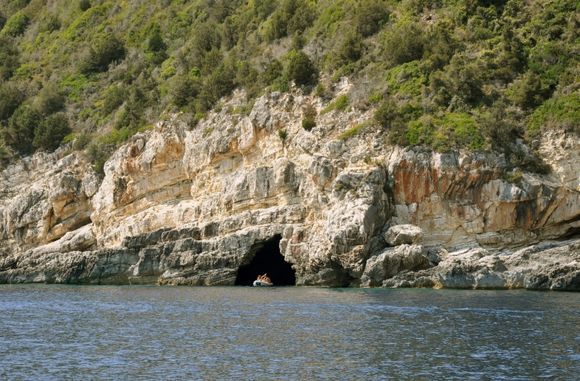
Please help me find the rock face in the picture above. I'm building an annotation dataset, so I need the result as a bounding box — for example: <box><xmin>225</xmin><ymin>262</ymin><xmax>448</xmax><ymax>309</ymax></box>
<box><xmin>384</xmin><ymin>224</ymin><xmax>423</xmax><ymax>246</ymax></box>
<box><xmin>0</xmin><ymin>89</ymin><xmax>578</xmax><ymax>289</ymax></box>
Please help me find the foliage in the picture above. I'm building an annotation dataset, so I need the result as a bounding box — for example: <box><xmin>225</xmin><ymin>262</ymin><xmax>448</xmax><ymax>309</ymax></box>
<box><xmin>382</xmin><ymin>21</ymin><xmax>424</xmax><ymax>66</ymax></box>
<box><xmin>374</xmin><ymin>99</ymin><xmax>401</xmax><ymax>129</ymax></box>
<box><xmin>328</xmin><ymin>31</ymin><xmax>364</xmax><ymax>71</ymax></box>
<box><xmin>79</xmin><ymin>35</ymin><xmax>126</xmax><ymax>74</ymax></box>
<box><xmin>79</xmin><ymin>0</ymin><xmax>91</xmax><ymax>12</ymax></box>
<box><xmin>406</xmin><ymin>112</ymin><xmax>484</xmax><ymax>151</ymax></box>
<box><xmin>0</xmin><ymin>83</ymin><xmax>24</xmax><ymax>121</ymax></box>
<box><xmin>0</xmin><ymin>36</ymin><xmax>19</xmax><ymax>80</ymax></box>
<box><xmin>354</xmin><ymin>0</ymin><xmax>389</xmax><ymax>37</ymax></box>
<box><xmin>0</xmin><ymin>0</ymin><xmax>576</xmax><ymax>166</ymax></box>
<box><xmin>1</xmin><ymin>12</ymin><xmax>29</xmax><ymax>37</ymax></box>
<box><xmin>33</xmin><ymin>85</ymin><xmax>65</xmax><ymax>116</ymax></box>
<box><xmin>338</xmin><ymin>121</ymin><xmax>371</xmax><ymax>141</ymax></box>
<box><xmin>322</xmin><ymin>95</ymin><xmax>349</xmax><ymax>114</ymax></box>
<box><xmin>528</xmin><ymin>93</ymin><xmax>580</xmax><ymax>137</ymax></box>
<box><xmin>284</xmin><ymin>50</ymin><xmax>318</xmax><ymax>87</ymax></box>
<box><xmin>3</xmin><ymin>105</ymin><xmax>40</xmax><ymax>154</ymax></box>
<box><xmin>301</xmin><ymin>104</ymin><xmax>317</xmax><ymax>131</ymax></box>
<box><xmin>278</xmin><ymin>128</ymin><xmax>288</xmax><ymax>142</ymax></box>
<box><xmin>33</xmin><ymin>113</ymin><xmax>71</xmax><ymax>152</ymax></box>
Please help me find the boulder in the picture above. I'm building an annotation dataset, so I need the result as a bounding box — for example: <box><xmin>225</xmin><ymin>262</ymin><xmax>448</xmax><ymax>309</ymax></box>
<box><xmin>384</xmin><ymin>224</ymin><xmax>423</xmax><ymax>246</ymax></box>
<box><xmin>361</xmin><ymin>244</ymin><xmax>430</xmax><ymax>287</ymax></box>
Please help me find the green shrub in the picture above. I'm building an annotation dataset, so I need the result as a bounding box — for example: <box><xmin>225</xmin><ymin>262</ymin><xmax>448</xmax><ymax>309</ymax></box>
<box><xmin>146</xmin><ymin>24</ymin><xmax>167</xmax><ymax>64</ymax></box>
<box><xmin>79</xmin><ymin>0</ymin><xmax>91</xmax><ymax>11</ymax></box>
<box><xmin>423</xmin><ymin>18</ymin><xmax>459</xmax><ymax>70</ymax></box>
<box><xmin>384</xmin><ymin>61</ymin><xmax>426</xmax><ymax>98</ymax></box>
<box><xmin>0</xmin><ymin>36</ymin><xmax>19</xmax><ymax>80</ymax></box>
<box><xmin>262</xmin><ymin>59</ymin><xmax>283</xmax><ymax>86</ymax></box>
<box><xmin>405</xmin><ymin>112</ymin><xmax>484</xmax><ymax>151</ymax></box>
<box><xmin>278</xmin><ymin>128</ymin><xmax>288</xmax><ymax>142</ymax></box>
<box><xmin>528</xmin><ymin>93</ymin><xmax>580</xmax><ymax>137</ymax></box>
<box><xmin>190</xmin><ymin>21</ymin><xmax>221</xmax><ymax>56</ymax></box>
<box><xmin>101</xmin><ymin>85</ymin><xmax>126</xmax><ymax>115</ymax></box>
<box><xmin>58</xmin><ymin>74</ymin><xmax>91</xmax><ymax>102</ymax></box>
<box><xmin>79</xmin><ymin>35</ymin><xmax>126</xmax><ymax>74</ymax></box>
<box><xmin>2</xmin><ymin>12</ymin><xmax>29</xmax><ymax>37</ymax></box>
<box><xmin>0</xmin><ymin>142</ymin><xmax>12</xmax><ymax>164</ymax></box>
<box><xmin>287</xmin><ymin>2</ymin><xmax>316</xmax><ymax>36</ymax></box>
<box><xmin>3</xmin><ymin>105</ymin><xmax>40</xmax><ymax>154</ymax></box>
<box><xmin>374</xmin><ymin>99</ymin><xmax>400</xmax><ymax>129</ymax></box>
<box><xmin>329</xmin><ymin>31</ymin><xmax>364</xmax><ymax>70</ymax></box>
<box><xmin>284</xmin><ymin>50</ymin><xmax>318</xmax><ymax>87</ymax></box>
<box><xmin>0</xmin><ymin>13</ymin><xmax>6</xmax><ymax>31</ymax></box>
<box><xmin>197</xmin><ymin>63</ymin><xmax>236</xmax><ymax>111</ymax></box>
<box><xmin>528</xmin><ymin>41</ymin><xmax>569</xmax><ymax>86</ymax></box>
<box><xmin>264</xmin><ymin>0</ymin><xmax>315</xmax><ymax>41</ymax></box>
<box><xmin>478</xmin><ymin>100</ymin><xmax>523</xmax><ymax>151</ymax></box>
<box><xmin>33</xmin><ymin>113</ymin><xmax>71</xmax><ymax>152</ymax></box>
<box><xmin>355</xmin><ymin>0</ymin><xmax>390</xmax><ymax>37</ymax></box>
<box><xmin>0</xmin><ymin>83</ymin><xmax>24</xmax><ymax>121</ymax></box>
<box><xmin>169</xmin><ymin>75</ymin><xmax>199</xmax><ymax>108</ymax></box>
<box><xmin>71</xmin><ymin>132</ymin><xmax>91</xmax><ymax>150</ymax></box>
<box><xmin>301</xmin><ymin>104</ymin><xmax>317</xmax><ymax>131</ymax></box>
<box><xmin>40</xmin><ymin>15</ymin><xmax>61</xmax><ymax>33</ymax></box>
<box><xmin>507</xmin><ymin>72</ymin><xmax>550</xmax><ymax>110</ymax></box>
<box><xmin>33</xmin><ymin>85</ymin><xmax>65</xmax><ymax>116</ymax></box>
<box><xmin>383</xmin><ymin>22</ymin><xmax>424</xmax><ymax>66</ymax></box>
<box><xmin>428</xmin><ymin>53</ymin><xmax>484</xmax><ymax>107</ymax></box>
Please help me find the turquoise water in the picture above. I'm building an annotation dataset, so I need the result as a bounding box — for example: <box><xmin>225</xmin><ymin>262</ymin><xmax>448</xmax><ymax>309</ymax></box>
<box><xmin>0</xmin><ymin>286</ymin><xmax>578</xmax><ymax>380</ymax></box>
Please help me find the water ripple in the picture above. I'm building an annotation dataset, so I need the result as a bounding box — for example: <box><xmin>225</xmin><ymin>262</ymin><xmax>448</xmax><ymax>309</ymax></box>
<box><xmin>0</xmin><ymin>286</ymin><xmax>578</xmax><ymax>380</ymax></box>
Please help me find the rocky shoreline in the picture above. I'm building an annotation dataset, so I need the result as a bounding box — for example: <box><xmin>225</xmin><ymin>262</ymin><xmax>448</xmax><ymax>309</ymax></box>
<box><xmin>1</xmin><ymin>90</ymin><xmax>578</xmax><ymax>290</ymax></box>
<box><xmin>1</xmin><ymin>223</ymin><xmax>578</xmax><ymax>290</ymax></box>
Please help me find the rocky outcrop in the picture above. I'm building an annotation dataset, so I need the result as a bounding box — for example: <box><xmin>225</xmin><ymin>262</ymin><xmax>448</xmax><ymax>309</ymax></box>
<box><xmin>0</xmin><ymin>151</ymin><xmax>97</xmax><ymax>253</ymax></box>
<box><xmin>381</xmin><ymin>239</ymin><xmax>580</xmax><ymax>291</ymax></box>
<box><xmin>384</xmin><ymin>224</ymin><xmax>423</xmax><ymax>246</ymax></box>
<box><xmin>0</xmin><ymin>89</ymin><xmax>578</xmax><ymax>289</ymax></box>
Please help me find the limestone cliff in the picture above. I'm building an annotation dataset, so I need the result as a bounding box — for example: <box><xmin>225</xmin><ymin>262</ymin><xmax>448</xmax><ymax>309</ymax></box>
<box><xmin>1</xmin><ymin>90</ymin><xmax>578</xmax><ymax>289</ymax></box>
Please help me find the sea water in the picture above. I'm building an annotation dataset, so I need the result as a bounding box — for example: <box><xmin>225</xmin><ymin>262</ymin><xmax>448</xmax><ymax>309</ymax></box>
<box><xmin>0</xmin><ymin>285</ymin><xmax>578</xmax><ymax>380</ymax></box>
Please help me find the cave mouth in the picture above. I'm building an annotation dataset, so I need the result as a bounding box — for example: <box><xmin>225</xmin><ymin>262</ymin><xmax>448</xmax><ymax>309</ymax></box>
<box><xmin>235</xmin><ymin>235</ymin><xmax>296</xmax><ymax>286</ymax></box>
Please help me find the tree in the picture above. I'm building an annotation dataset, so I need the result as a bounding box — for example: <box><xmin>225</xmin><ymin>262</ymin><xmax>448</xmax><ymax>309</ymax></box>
<box><xmin>79</xmin><ymin>0</ymin><xmax>91</xmax><ymax>11</ymax></box>
<box><xmin>0</xmin><ymin>84</ymin><xmax>24</xmax><ymax>121</ymax></box>
<box><xmin>0</xmin><ymin>36</ymin><xmax>19</xmax><ymax>81</ymax></box>
<box><xmin>3</xmin><ymin>105</ymin><xmax>40</xmax><ymax>154</ymax></box>
<box><xmin>33</xmin><ymin>113</ymin><xmax>71</xmax><ymax>152</ymax></box>
<box><xmin>355</xmin><ymin>0</ymin><xmax>390</xmax><ymax>37</ymax></box>
<box><xmin>328</xmin><ymin>31</ymin><xmax>364</xmax><ymax>70</ymax></box>
<box><xmin>285</xmin><ymin>50</ymin><xmax>318</xmax><ymax>87</ymax></box>
<box><xmin>146</xmin><ymin>24</ymin><xmax>167</xmax><ymax>64</ymax></box>
<box><xmin>2</xmin><ymin>12</ymin><xmax>29</xmax><ymax>37</ymax></box>
<box><xmin>33</xmin><ymin>85</ymin><xmax>65</xmax><ymax>116</ymax></box>
<box><xmin>80</xmin><ymin>35</ymin><xmax>126</xmax><ymax>74</ymax></box>
<box><xmin>383</xmin><ymin>22</ymin><xmax>425</xmax><ymax>66</ymax></box>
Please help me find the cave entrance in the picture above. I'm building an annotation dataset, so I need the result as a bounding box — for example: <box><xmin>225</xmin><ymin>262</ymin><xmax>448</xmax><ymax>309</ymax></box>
<box><xmin>235</xmin><ymin>235</ymin><xmax>296</xmax><ymax>286</ymax></box>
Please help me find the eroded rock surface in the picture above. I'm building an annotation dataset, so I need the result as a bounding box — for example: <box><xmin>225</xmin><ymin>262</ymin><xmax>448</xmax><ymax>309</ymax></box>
<box><xmin>1</xmin><ymin>90</ymin><xmax>578</xmax><ymax>289</ymax></box>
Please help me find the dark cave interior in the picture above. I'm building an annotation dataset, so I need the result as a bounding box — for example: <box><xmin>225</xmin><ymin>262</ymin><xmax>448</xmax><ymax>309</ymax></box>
<box><xmin>235</xmin><ymin>235</ymin><xmax>296</xmax><ymax>286</ymax></box>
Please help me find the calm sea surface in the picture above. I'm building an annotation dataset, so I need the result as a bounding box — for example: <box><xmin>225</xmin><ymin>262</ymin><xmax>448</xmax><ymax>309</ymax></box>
<box><xmin>0</xmin><ymin>285</ymin><xmax>578</xmax><ymax>380</ymax></box>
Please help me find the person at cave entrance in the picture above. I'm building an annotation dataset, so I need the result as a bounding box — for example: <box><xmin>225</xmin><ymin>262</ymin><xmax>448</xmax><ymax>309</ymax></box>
<box><xmin>257</xmin><ymin>273</ymin><xmax>272</xmax><ymax>285</ymax></box>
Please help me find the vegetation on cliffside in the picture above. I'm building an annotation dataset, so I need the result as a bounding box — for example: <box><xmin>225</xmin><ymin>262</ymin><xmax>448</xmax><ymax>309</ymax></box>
<box><xmin>0</xmin><ymin>0</ymin><xmax>578</xmax><ymax>171</ymax></box>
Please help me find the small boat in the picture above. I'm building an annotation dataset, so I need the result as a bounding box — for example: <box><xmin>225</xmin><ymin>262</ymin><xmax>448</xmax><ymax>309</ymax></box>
<box><xmin>253</xmin><ymin>280</ymin><xmax>273</xmax><ymax>287</ymax></box>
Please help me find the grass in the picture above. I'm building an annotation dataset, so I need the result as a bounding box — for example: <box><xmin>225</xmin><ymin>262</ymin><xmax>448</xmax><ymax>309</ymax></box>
<box><xmin>322</xmin><ymin>95</ymin><xmax>349</xmax><ymax>114</ymax></box>
<box><xmin>338</xmin><ymin>120</ymin><xmax>372</xmax><ymax>141</ymax></box>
